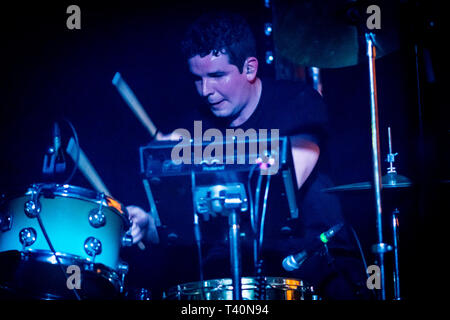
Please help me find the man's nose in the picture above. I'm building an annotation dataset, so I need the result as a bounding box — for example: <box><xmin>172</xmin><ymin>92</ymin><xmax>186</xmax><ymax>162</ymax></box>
<box><xmin>201</xmin><ymin>78</ymin><xmax>214</xmax><ymax>97</ymax></box>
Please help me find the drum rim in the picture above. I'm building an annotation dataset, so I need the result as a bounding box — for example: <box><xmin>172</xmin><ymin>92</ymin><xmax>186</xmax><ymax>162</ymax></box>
<box><xmin>3</xmin><ymin>183</ymin><xmax>130</xmax><ymax>228</ymax></box>
<box><xmin>165</xmin><ymin>276</ymin><xmax>308</xmax><ymax>297</ymax></box>
<box><xmin>0</xmin><ymin>249</ymin><xmax>124</xmax><ymax>299</ymax></box>
<box><xmin>0</xmin><ymin>249</ymin><xmax>123</xmax><ymax>290</ymax></box>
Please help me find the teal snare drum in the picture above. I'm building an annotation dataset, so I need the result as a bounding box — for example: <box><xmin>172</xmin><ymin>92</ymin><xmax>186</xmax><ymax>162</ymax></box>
<box><xmin>0</xmin><ymin>184</ymin><xmax>132</xmax><ymax>299</ymax></box>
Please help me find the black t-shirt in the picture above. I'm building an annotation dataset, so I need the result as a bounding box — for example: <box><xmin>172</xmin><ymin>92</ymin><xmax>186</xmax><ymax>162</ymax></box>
<box><xmin>190</xmin><ymin>78</ymin><xmax>345</xmax><ymax>236</ymax></box>
<box><xmin>159</xmin><ymin>77</ymin><xmax>360</xmax><ymax>285</ymax></box>
<box><xmin>233</xmin><ymin>77</ymin><xmax>329</xmax><ymax>147</ymax></box>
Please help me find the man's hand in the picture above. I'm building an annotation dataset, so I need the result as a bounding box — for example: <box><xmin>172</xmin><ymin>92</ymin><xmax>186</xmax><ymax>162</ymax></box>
<box><xmin>126</xmin><ymin>205</ymin><xmax>159</xmax><ymax>245</ymax></box>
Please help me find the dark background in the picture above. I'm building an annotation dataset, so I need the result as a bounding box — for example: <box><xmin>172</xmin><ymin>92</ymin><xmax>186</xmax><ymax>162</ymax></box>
<box><xmin>0</xmin><ymin>0</ymin><xmax>447</xmax><ymax>300</ymax></box>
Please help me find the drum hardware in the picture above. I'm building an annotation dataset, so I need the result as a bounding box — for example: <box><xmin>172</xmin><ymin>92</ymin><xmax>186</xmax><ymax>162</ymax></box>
<box><xmin>193</xmin><ymin>182</ymin><xmax>249</xmax><ymax>300</ymax></box>
<box><xmin>273</xmin><ymin>1</ymin><xmax>405</xmax><ymax>299</ymax></box>
<box><xmin>88</xmin><ymin>193</ymin><xmax>107</xmax><ymax>228</ymax></box>
<box><xmin>19</xmin><ymin>227</ymin><xmax>37</xmax><ymax>248</ymax></box>
<box><xmin>190</xmin><ymin>172</ymin><xmax>205</xmax><ymax>297</ymax></box>
<box><xmin>0</xmin><ymin>184</ymin><xmax>131</xmax><ymax>299</ymax></box>
<box><xmin>164</xmin><ymin>277</ymin><xmax>316</xmax><ymax>300</ymax></box>
<box><xmin>24</xmin><ymin>186</ymin><xmax>41</xmax><ymax>218</ymax></box>
<box><xmin>392</xmin><ymin>208</ymin><xmax>401</xmax><ymax>300</ymax></box>
<box><xmin>322</xmin><ymin>127</ymin><xmax>407</xmax><ymax>300</ymax></box>
<box><xmin>0</xmin><ymin>213</ymin><xmax>12</xmax><ymax>232</ymax></box>
<box><xmin>0</xmin><ymin>250</ymin><xmax>126</xmax><ymax>299</ymax></box>
<box><xmin>88</xmin><ymin>209</ymin><xmax>107</xmax><ymax>228</ymax></box>
<box><xmin>121</xmin><ymin>232</ymin><xmax>134</xmax><ymax>247</ymax></box>
<box><xmin>136</xmin><ymin>288</ymin><xmax>151</xmax><ymax>300</ymax></box>
<box><xmin>364</xmin><ymin>32</ymin><xmax>390</xmax><ymax>300</ymax></box>
<box><xmin>253</xmin><ymin>170</ymin><xmax>272</xmax><ymax>300</ymax></box>
<box><xmin>117</xmin><ymin>261</ymin><xmax>129</xmax><ymax>294</ymax></box>
<box><xmin>24</xmin><ymin>183</ymin><xmax>83</xmax><ymax>300</ymax></box>
<box><xmin>84</xmin><ymin>236</ymin><xmax>102</xmax><ymax>259</ymax></box>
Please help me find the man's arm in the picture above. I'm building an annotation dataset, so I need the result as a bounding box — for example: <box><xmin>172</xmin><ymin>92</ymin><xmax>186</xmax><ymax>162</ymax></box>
<box><xmin>289</xmin><ymin>135</ymin><xmax>320</xmax><ymax>190</ymax></box>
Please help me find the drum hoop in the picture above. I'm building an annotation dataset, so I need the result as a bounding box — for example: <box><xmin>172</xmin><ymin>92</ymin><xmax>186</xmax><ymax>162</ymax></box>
<box><xmin>18</xmin><ymin>183</ymin><xmax>131</xmax><ymax>228</ymax></box>
<box><xmin>13</xmin><ymin>249</ymin><xmax>122</xmax><ymax>289</ymax></box>
<box><xmin>166</xmin><ymin>276</ymin><xmax>308</xmax><ymax>296</ymax></box>
<box><xmin>0</xmin><ymin>249</ymin><xmax>123</xmax><ymax>298</ymax></box>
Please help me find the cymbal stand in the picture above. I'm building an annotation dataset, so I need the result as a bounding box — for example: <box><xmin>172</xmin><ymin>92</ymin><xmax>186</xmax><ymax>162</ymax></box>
<box><xmin>385</xmin><ymin>128</ymin><xmax>401</xmax><ymax>300</ymax></box>
<box><xmin>392</xmin><ymin>208</ymin><xmax>401</xmax><ymax>300</ymax></box>
<box><xmin>366</xmin><ymin>32</ymin><xmax>387</xmax><ymax>300</ymax></box>
<box><xmin>386</xmin><ymin>127</ymin><xmax>399</xmax><ymax>184</ymax></box>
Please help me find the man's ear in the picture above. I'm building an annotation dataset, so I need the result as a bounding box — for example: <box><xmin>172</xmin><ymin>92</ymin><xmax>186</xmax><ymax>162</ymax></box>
<box><xmin>243</xmin><ymin>57</ymin><xmax>258</xmax><ymax>82</ymax></box>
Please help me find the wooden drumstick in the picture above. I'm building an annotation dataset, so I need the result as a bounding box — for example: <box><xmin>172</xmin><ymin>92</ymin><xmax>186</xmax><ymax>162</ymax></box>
<box><xmin>112</xmin><ymin>72</ymin><xmax>158</xmax><ymax>138</ymax></box>
<box><xmin>66</xmin><ymin>138</ymin><xmax>146</xmax><ymax>251</ymax></box>
<box><xmin>66</xmin><ymin>137</ymin><xmax>111</xmax><ymax>196</ymax></box>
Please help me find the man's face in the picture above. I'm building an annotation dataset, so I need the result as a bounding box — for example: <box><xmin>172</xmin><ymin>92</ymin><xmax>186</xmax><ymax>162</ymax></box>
<box><xmin>188</xmin><ymin>52</ymin><xmax>251</xmax><ymax>119</ymax></box>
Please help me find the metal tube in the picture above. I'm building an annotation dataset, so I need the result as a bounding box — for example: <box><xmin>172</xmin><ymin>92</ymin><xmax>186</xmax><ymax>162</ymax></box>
<box><xmin>191</xmin><ymin>172</ymin><xmax>205</xmax><ymax>286</ymax></box>
<box><xmin>229</xmin><ymin>209</ymin><xmax>242</xmax><ymax>300</ymax></box>
<box><xmin>392</xmin><ymin>208</ymin><xmax>401</xmax><ymax>300</ymax></box>
<box><xmin>366</xmin><ymin>32</ymin><xmax>386</xmax><ymax>300</ymax></box>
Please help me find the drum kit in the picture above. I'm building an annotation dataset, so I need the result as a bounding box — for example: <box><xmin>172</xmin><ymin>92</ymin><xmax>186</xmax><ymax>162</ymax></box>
<box><xmin>0</xmin><ymin>1</ymin><xmax>416</xmax><ymax>300</ymax></box>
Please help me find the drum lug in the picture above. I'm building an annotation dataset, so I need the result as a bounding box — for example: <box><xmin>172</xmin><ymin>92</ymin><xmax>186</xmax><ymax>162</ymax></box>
<box><xmin>118</xmin><ymin>261</ymin><xmax>129</xmax><ymax>274</ymax></box>
<box><xmin>136</xmin><ymin>288</ymin><xmax>151</xmax><ymax>300</ymax></box>
<box><xmin>121</xmin><ymin>233</ymin><xmax>133</xmax><ymax>247</ymax></box>
<box><xmin>24</xmin><ymin>187</ymin><xmax>41</xmax><ymax>218</ymax></box>
<box><xmin>88</xmin><ymin>209</ymin><xmax>106</xmax><ymax>228</ymax></box>
<box><xmin>19</xmin><ymin>227</ymin><xmax>37</xmax><ymax>247</ymax></box>
<box><xmin>84</xmin><ymin>237</ymin><xmax>102</xmax><ymax>257</ymax></box>
<box><xmin>24</xmin><ymin>200</ymin><xmax>41</xmax><ymax>218</ymax></box>
<box><xmin>0</xmin><ymin>213</ymin><xmax>12</xmax><ymax>232</ymax></box>
<box><xmin>117</xmin><ymin>261</ymin><xmax>129</xmax><ymax>293</ymax></box>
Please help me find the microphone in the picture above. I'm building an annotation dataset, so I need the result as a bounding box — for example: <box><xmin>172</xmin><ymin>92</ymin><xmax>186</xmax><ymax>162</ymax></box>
<box><xmin>282</xmin><ymin>223</ymin><xmax>344</xmax><ymax>272</ymax></box>
<box><xmin>53</xmin><ymin>122</ymin><xmax>66</xmax><ymax>174</ymax></box>
<box><xmin>43</xmin><ymin>122</ymin><xmax>66</xmax><ymax>176</ymax></box>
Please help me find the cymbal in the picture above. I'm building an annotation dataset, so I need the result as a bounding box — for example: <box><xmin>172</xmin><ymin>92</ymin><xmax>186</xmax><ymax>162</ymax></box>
<box><xmin>272</xmin><ymin>0</ymin><xmax>401</xmax><ymax>68</ymax></box>
<box><xmin>323</xmin><ymin>173</ymin><xmax>412</xmax><ymax>192</ymax></box>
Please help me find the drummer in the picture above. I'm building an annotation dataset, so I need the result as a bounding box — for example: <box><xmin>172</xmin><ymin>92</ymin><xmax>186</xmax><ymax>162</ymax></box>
<box><xmin>127</xmin><ymin>11</ymin><xmax>372</xmax><ymax>300</ymax></box>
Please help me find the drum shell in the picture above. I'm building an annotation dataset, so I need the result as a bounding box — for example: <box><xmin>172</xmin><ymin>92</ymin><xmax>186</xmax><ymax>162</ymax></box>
<box><xmin>0</xmin><ymin>188</ymin><xmax>129</xmax><ymax>271</ymax></box>
<box><xmin>164</xmin><ymin>277</ymin><xmax>316</xmax><ymax>300</ymax></box>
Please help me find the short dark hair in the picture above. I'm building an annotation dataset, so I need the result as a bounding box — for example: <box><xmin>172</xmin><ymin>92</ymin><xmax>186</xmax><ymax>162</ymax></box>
<box><xmin>181</xmin><ymin>12</ymin><xmax>256</xmax><ymax>73</ymax></box>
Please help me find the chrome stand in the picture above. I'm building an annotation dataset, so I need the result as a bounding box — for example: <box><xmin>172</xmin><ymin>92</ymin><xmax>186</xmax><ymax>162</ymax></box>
<box><xmin>366</xmin><ymin>32</ymin><xmax>387</xmax><ymax>300</ymax></box>
<box><xmin>228</xmin><ymin>209</ymin><xmax>242</xmax><ymax>300</ymax></box>
<box><xmin>193</xmin><ymin>183</ymin><xmax>248</xmax><ymax>300</ymax></box>
<box><xmin>385</xmin><ymin>128</ymin><xmax>402</xmax><ymax>300</ymax></box>
<box><xmin>392</xmin><ymin>208</ymin><xmax>401</xmax><ymax>300</ymax></box>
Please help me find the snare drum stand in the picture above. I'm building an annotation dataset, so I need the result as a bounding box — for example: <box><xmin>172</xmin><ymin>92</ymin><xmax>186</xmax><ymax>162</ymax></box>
<box><xmin>192</xmin><ymin>182</ymin><xmax>248</xmax><ymax>300</ymax></box>
<box><xmin>227</xmin><ymin>208</ymin><xmax>242</xmax><ymax>300</ymax></box>
<box><xmin>223</xmin><ymin>191</ymin><xmax>248</xmax><ymax>300</ymax></box>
